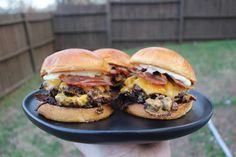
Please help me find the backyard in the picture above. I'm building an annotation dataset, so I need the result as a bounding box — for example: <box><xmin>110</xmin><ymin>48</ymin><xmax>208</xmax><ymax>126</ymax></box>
<box><xmin>0</xmin><ymin>40</ymin><xmax>235</xmax><ymax>157</ymax></box>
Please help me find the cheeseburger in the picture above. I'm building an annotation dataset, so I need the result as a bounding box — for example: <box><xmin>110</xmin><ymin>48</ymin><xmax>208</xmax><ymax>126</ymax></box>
<box><xmin>119</xmin><ymin>47</ymin><xmax>197</xmax><ymax>120</ymax></box>
<box><xmin>36</xmin><ymin>49</ymin><xmax>113</xmax><ymax>122</ymax></box>
<box><xmin>94</xmin><ymin>48</ymin><xmax>130</xmax><ymax>90</ymax></box>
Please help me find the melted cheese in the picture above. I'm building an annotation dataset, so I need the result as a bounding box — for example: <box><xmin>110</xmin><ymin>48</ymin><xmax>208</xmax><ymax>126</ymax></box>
<box><xmin>121</xmin><ymin>76</ymin><xmax>184</xmax><ymax>98</ymax></box>
<box><xmin>55</xmin><ymin>93</ymin><xmax>88</xmax><ymax>106</ymax></box>
<box><xmin>43</xmin><ymin>79</ymin><xmax>61</xmax><ymax>90</ymax></box>
<box><xmin>59</xmin><ymin>82</ymin><xmax>68</xmax><ymax>90</ymax></box>
<box><xmin>96</xmin><ymin>86</ymin><xmax>106</xmax><ymax>92</ymax></box>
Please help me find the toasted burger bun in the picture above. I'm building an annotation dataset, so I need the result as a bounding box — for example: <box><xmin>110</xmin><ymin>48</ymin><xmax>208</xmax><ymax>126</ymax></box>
<box><xmin>40</xmin><ymin>48</ymin><xmax>110</xmax><ymax>76</ymax></box>
<box><xmin>94</xmin><ymin>48</ymin><xmax>130</xmax><ymax>68</ymax></box>
<box><xmin>38</xmin><ymin>103</ymin><xmax>113</xmax><ymax>122</ymax></box>
<box><xmin>130</xmin><ymin>47</ymin><xmax>196</xmax><ymax>83</ymax></box>
<box><xmin>126</xmin><ymin>101</ymin><xmax>193</xmax><ymax>120</ymax></box>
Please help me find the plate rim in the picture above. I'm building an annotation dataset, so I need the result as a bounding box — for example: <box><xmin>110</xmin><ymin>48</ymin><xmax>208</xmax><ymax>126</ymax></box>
<box><xmin>22</xmin><ymin>89</ymin><xmax>213</xmax><ymax>135</ymax></box>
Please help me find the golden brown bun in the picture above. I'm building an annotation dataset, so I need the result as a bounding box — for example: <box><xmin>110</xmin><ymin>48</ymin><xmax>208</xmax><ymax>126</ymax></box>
<box><xmin>40</xmin><ymin>48</ymin><xmax>110</xmax><ymax>76</ymax></box>
<box><xmin>126</xmin><ymin>101</ymin><xmax>193</xmax><ymax>120</ymax></box>
<box><xmin>94</xmin><ymin>48</ymin><xmax>130</xmax><ymax>68</ymax></box>
<box><xmin>38</xmin><ymin>104</ymin><xmax>113</xmax><ymax>122</ymax></box>
<box><xmin>130</xmin><ymin>47</ymin><xmax>197</xmax><ymax>83</ymax></box>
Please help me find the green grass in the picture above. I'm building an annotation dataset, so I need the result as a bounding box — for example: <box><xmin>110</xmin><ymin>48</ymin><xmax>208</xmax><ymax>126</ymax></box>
<box><xmin>1</xmin><ymin>40</ymin><xmax>236</xmax><ymax>157</ymax></box>
<box><xmin>0</xmin><ymin>75</ymin><xmax>80</xmax><ymax>157</ymax></box>
<box><xmin>189</xmin><ymin>126</ymin><xmax>225</xmax><ymax>157</ymax></box>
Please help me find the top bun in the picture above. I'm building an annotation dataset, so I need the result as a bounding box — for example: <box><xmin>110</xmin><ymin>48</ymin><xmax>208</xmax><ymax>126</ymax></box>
<box><xmin>94</xmin><ymin>48</ymin><xmax>130</xmax><ymax>67</ymax></box>
<box><xmin>40</xmin><ymin>48</ymin><xmax>110</xmax><ymax>76</ymax></box>
<box><xmin>130</xmin><ymin>47</ymin><xmax>197</xmax><ymax>83</ymax></box>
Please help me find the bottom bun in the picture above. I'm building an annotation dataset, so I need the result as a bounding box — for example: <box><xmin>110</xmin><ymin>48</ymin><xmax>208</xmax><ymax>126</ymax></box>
<box><xmin>126</xmin><ymin>101</ymin><xmax>193</xmax><ymax>120</ymax></box>
<box><xmin>38</xmin><ymin>103</ymin><xmax>113</xmax><ymax>122</ymax></box>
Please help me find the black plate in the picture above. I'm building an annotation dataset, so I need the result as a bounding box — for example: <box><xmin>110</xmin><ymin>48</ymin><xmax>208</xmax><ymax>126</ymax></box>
<box><xmin>22</xmin><ymin>90</ymin><xmax>213</xmax><ymax>144</ymax></box>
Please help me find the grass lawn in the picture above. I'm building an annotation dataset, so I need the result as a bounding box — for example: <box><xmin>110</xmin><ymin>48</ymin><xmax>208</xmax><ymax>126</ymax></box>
<box><xmin>0</xmin><ymin>40</ymin><xmax>236</xmax><ymax>157</ymax></box>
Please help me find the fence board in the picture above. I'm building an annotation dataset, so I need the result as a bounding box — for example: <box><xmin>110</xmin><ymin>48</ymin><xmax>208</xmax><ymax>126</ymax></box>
<box><xmin>111</xmin><ymin>2</ymin><xmax>179</xmax><ymax>19</ymax></box>
<box><xmin>54</xmin><ymin>15</ymin><xmax>106</xmax><ymax>32</ymax></box>
<box><xmin>110</xmin><ymin>0</ymin><xmax>180</xmax><ymax>48</ymax></box>
<box><xmin>30</xmin><ymin>21</ymin><xmax>54</xmax><ymax>45</ymax></box>
<box><xmin>18</xmin><ymin>51</ymin><xmax>34</xmax><ymax>78</ymax></box>
<box><xmin>0</xmin><ymin>22</ymin><xmax>27</xmax><ymax>58</ymax></box>
<box><xmin>112</xmin><ymin>41</ymin><xmax>168</xmax><ymax>49</ymax></box>
<box><xmin>0</xmin><ymin>13</ymin><xmax>54</xmax><ymax>97</ymax></box>
<box><xmin>33</xmin><ymin>43</ymin><xmax>54</xmax><ymax>71</ymax></box>
<box><xmin>182</xmin><ymin>0</ymin><xmax>236</xmax><ymax>41</ymax></box>
<box><xmin>184</xmin><ymin>0</ymin><xmax>222</xmax><ymax>16</ymax></box>
<box><xmin>183</xmin><ymin>19</ymin><xmax>236</xmax><ymax>40</ymax></box>
<box><xmin>0</xmin><ymin>14</ymin><xmax>22</xmax><ymax>25</ymax></box>
<box><xmin>55</xmin><ymin>33</ymin><xmax>107</xmax><ymax>50</ymax></box>
<box><xmin>54</xmin><ymin>4</ymin><xmax>108</xmax><ymax>50</ymax></box>
<box><xmin>57</xmin><ymin>4</ymin><xmax>105</xmax><ymax>14</ymax></box>
<box><xmin>112</xmin><ymin>20</ymin><xmax>178</xmax><ymax>40</ymax></box>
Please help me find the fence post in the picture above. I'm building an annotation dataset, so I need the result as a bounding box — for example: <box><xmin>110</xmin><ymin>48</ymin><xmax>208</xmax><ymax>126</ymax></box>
<box><xmin>106</xmin><ymin>0</ymin><xmax>112</xmax><ymax>47</ymax></box>
<box><xmin>50</xmin><ymin>12</ymin><xmax>56</xmax><ymax>52</ymax></box>
<box><xmin>21</xmin><ymin>13</ymin><xmax>36</xmax><ymax>72</ymax></box>
<box><xmin>178</xmin><ymin>0</ymin><xmax>184</xmax><ymax>43</ymax></box>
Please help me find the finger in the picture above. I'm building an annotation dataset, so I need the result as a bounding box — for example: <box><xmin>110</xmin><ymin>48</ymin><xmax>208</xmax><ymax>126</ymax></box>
<box><xmin>74</xmin><ymin>141</ymin><xmax>171</xmax><ymax>157</ymax></box>
<box><xmin>74</xmin><ymin>143</ymin><xmax>104</xmax><ymax>157</ymax></box>
<box><xmin>151</xmin><ymin>141</ymin><xmax>171</xmax><ymax>157</ymax></box>
<box><xmin>134</xmin><ymin>141</ymin><xmax>170</xmax><ymax>157</ymax></box>
<box><xmin>74</xmin><ymin>143</ymin><xmax>137</xmax><ymax>157</ymax></box>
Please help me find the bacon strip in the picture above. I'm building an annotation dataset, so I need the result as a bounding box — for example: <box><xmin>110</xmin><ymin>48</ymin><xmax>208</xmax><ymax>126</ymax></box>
<box><xmin>128</xmin><ymin>67</ymin><xmax>138</xmax><ymax>73</ymax></box>
<box><xmin>138</xmin><ymin>72</ymin><xmax>167</xmax><ymax>85</ymax></box>
<box><xmin>128</xmin><ymin>67</ymin><xmax>189</xmax><ymax>88</ymax></box>
<box><xmin>110</xmin><ymin>65</ymin><xmax>130</xmax><ymax>76</ymax></box>
<box><xmin>189</xmin><ymin>94</ymin><xmax>197</xmax><ymax>101</ymax></box>
<box><xmin>35</xmin><ymin>93</ymin><xmax>48</xmax><ymax>102</ymax></box>
<box><xmin>173</xmin><ymin>79</ymin><xmax>188</xmax><ymax>89</ymax></box>
<box><xmin>165</xmin><ymin>75</ymin><xmax>189</xmax><ymax>89</ymax></box>
<box><xmin>59</xmin><ymin>75</ymin><xmax>112</xmax><ymax>87</ymax></box>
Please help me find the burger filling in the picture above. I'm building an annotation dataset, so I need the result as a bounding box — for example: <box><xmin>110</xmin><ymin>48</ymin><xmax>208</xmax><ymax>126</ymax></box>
<box><xmin>109</xmin><ymin>64</ymin><xmax>130</xmax><ymax>89</ymax></box>
<box><xmin>118</xmin><ymin>66</ymin><xmax>196</xmax><ymax>116</ymax></box>
<box><xmin>36</xmin><ymin>72</ymin><xmax>112</xmax><ymax>114</ymax></box>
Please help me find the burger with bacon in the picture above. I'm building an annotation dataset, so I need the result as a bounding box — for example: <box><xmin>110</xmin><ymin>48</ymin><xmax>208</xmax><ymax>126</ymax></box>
<box><xmin>94</xmin><ymin>48</ymin><xmax>130</xmax><ymax>90</ymax></box>
<box><xmin>119</xmin><ymin>47</ymin><xmax>197</xmax><ymax>119</ymax></box>
<box><xmin>36</xmin><ymin>49</ymin><xmax>113</xmax><ymax>122</ymax></box>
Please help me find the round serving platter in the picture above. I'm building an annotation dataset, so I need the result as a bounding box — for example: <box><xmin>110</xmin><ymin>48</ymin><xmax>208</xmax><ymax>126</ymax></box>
<box><xmin>22</xmin><ymin>90</ymin><xmax>213</xmax><ymax>144</ymax></box>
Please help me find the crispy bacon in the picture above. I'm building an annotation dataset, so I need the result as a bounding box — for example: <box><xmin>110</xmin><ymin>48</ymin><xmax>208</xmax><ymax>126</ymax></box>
<box><xmin>189</xmin><ymin>94</ymin><xmax>197</xmax><ymax>101</ymax></box>
<box><xmin>138</xmin><ymin>72</ymin><xmax>167</xmax><ymax>85</ymax></box>
<box><xmin>35</xmin><ymin>93</ymin><xmax>48</xmax><ymax>102</ymax></box>
<box><xmin>59</xmin><ymin>75</ymin><xmax>112</xmax><ymax>87</ymax></box>
<box><xmin>35</xmin><ymin>93</ymin><xmax>57</xmax><ymax>106</ymax></box>
<box><xmin>128</xmin><ymin>67</ymin><xmax>190</xmax><ymax>88</ymax></box>
<box><xmin>128</xmin><ymin>67</ymin><xmax>138</xmax><ymax>73</ymax></box>
<box><xmin>166</xmin><ymin>75</ymin><xmax>189</xmax><ymax>89</ymax></box>
<box><xmin>173</xmin><ymin>79</ymin><xmax>188</xmax><ymax>89</ymax></box>
<box><xmin>162</xmin><ymin>73</ymin><xmax>189</xmax><ymax>89</ymax></box>
<box><xmin>110</xmin><ymin>65</ymin><xmax>130</xmax><ymax>76</ymax></box>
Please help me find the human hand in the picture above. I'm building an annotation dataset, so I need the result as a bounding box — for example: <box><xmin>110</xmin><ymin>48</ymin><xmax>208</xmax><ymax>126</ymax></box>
<box><xmin>74</xmin><ymin>141</ymin><xmax>170</xmax><ymax>157</ymax></box>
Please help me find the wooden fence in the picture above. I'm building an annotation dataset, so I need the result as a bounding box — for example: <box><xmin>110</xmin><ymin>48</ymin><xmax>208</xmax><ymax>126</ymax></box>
<box><xmin>0</xmin><ymin>13</ymin><xmax>54</xmax><ymax>97</ymax></box>
<box><xmin>55</xmin><ymin>0</ymin><xmax>236</xmax><ymax>49</ymax></box>
<box><xmin>0</xmin><ymin>0</ymin><xmax>236</xmax><ymax>97</ymax></box>
<box><xmin>109</xmin><ymin>0</ymin><xmax>181</xmax><ymax>48</ymax></box>
<box><xmin>54</xmin><ymin>5</ymin><xmax>108</xmax><ymax>50</ymax></box>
